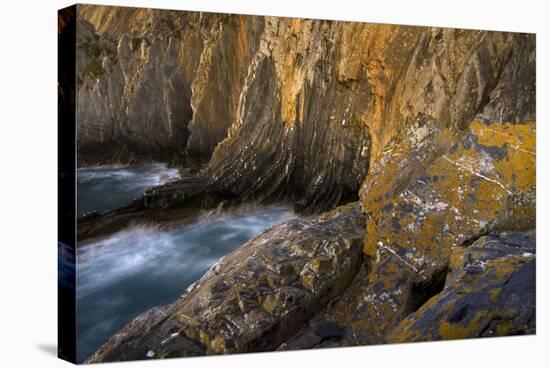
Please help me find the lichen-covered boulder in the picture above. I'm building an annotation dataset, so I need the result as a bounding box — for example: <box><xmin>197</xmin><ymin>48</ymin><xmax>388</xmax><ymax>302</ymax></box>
<box><xmin>86</xmin><ymin>202</ymin><xmax>365</xmax><ymax>363</ymax></box>
<box><xmin>386</xmin><ymin>230</ymin><xmax>535</xmax><ymax>342</ymax></box>
<box><xmin>351</xmin><ymin>118</ymin><xmax>535</xmax><ymax>344</ymax></box>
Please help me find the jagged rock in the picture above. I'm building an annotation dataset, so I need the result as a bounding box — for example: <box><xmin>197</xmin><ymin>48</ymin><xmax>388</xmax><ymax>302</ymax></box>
<box><xmin>85</xmin><ymin>202</ymin><xmax>365</xmax><ymax>362</ymax></box>
<box><xmin>386</xmin><ymin>230</ymin><xmax>535</xmax><ymax>342</ymax></box>
<box><xmin>76</xmin><ymin>6</ymin><xmax>263</xmax><ymax>165</ymax></box>
<box><xmin>76</xmin><ymin>13</ymin><xmax>192</xmax><ymax>165</ymax></box>
<box><xmin>202</xmin><ymin>24</ymin><xmax>523</xmax><ymax>212</ymax></box>
<box><xmin>277</xmin><ymin>263</ymin><xmax>372</xmax><ymax>351</ymax></box>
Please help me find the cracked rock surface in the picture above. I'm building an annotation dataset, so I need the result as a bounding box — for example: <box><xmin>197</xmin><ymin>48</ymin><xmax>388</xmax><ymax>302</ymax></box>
<box><xmin>386</xmin><ymin>230</ymin><xmax>536</xmax><ymax>342</ymax></box>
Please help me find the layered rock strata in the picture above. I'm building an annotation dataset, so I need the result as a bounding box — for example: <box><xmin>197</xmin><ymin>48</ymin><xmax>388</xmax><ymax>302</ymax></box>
<box><xmin>76</xmin><ymin>4</ymin><xmax>535</xmax><ymax>212</ymax></box>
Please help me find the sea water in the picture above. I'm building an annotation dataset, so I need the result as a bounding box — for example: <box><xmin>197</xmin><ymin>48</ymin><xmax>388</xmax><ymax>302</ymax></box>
<box><xmin>77</xmin><ymin>163</ymin><xmax>181</xmax><ymax>216</ymax></box>
<box><xmin>75</xmin><ymin>163</ymin><xmax>293</xmax><ymax>362</ymax></box>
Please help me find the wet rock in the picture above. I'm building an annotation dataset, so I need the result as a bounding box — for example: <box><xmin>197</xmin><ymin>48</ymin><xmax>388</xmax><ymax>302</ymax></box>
<box><xmin>77</xmin><ymin>176</ymin><xmax>239</xmax><ymax>240</ymax></box>
<box><xmin>86</xmin><ymin>202</ymin><xmax>365</xmax><ymax>362</ymax></box>
<box><xmin>386</xmin><ymin>230</ymin><xmax>535</xmax><ymax>342</ymax></box>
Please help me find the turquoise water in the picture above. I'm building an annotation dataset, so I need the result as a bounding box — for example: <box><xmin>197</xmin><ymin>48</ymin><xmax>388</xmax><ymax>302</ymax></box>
<box><xmin>75</xmin><ymin>164</ymin><xmax>293</xmax><ymax>362</ymax></box>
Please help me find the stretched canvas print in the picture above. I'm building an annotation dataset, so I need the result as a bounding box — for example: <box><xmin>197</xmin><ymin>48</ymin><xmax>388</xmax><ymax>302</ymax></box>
<box><xmin>58</xmin><ymin>3</ymin><xmax>536</xmax><ymax>364</ymax></box>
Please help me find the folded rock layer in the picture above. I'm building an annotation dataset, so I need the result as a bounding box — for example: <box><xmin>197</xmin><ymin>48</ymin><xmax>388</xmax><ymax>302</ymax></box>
<box><xmin>76</xmin><ymin>4</ymin><xmax>535</xmax><ymax>212</ymax></box>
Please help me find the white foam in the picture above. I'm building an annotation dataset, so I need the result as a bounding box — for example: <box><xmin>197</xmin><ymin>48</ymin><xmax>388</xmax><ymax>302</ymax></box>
<box><xmin>76</xmin><ymin>206</ymin><xmax>294</xmax><ymax>298</ymax></box>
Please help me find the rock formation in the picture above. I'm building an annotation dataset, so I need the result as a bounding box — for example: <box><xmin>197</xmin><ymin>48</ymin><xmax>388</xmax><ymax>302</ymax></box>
<box><xmin>76</xmin><ymin>4</ymin><xmax>535</xmax><ymax>212</ymax></box>
<box><xmin>74</xmin><ymin>4</ymin><xmax>536</xmax><ymax>363</ymax></box>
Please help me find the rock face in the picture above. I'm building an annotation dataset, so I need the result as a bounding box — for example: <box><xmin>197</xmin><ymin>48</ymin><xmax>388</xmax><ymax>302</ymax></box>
<box><xmin>76</xmin><ymin>4</ymin><xmax>535</xmax><ymax>212</ymax></box>
<box><xmin>74</xmin><ymin>4</ymin><xmax>536</xmax><ymax>363</ymax></box>
<box><xmin>76</xmin><ymin>6</ymin><xmax>264</xmax><ymax>165</ymax></box>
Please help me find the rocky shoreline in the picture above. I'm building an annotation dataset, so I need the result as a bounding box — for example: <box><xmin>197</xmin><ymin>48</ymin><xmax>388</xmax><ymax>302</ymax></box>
<box><xmin>83</xmin><ymin>114</ymin><xmax>535</xmax><ymax>363</ymax></box>
<box><xmin>70</xmin><ymin>4</ymin><xmax>536</xmax><ymax>363</ymax></box>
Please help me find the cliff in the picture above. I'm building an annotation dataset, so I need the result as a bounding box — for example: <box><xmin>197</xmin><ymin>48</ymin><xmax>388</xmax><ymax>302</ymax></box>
<box><xmin>76</xmin><ymin>7</ymin><xmax>263</xmax><ymax>165</ymax></box>
<box><xmin>74</xmin><ymin>4</ymin><xmax>536</xmax><ymax>363</ymax></box>
<box><xmin>76</xmin><ymin>4</ymin><xmax>534</xmax><ymax>212</ymax></box>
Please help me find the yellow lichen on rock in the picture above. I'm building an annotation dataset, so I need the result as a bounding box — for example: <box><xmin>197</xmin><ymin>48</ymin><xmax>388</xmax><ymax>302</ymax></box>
<box><xmin>366</xmin><ymin>118</ymin><xmax>535</xmax><ymax>266</ymax></box>
<box><xmin>386</xmin><ymin>230</ymin><xmax>535</xmax><ymax>343</ymax></box>
<box><xmin>360</xmin><ymin>114</ymin><xmax>455</xmax><ymax>256</ymax></box>
<box><xmin>352</xmin><ymin>118</ymin><xmax>535</xmax><ymax>345</ymax></box>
